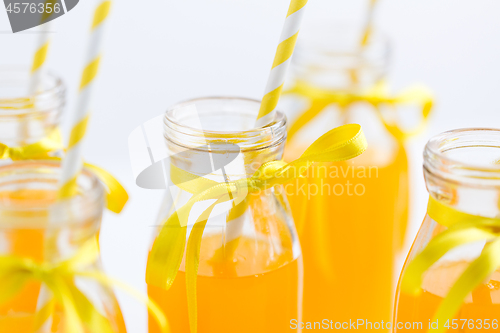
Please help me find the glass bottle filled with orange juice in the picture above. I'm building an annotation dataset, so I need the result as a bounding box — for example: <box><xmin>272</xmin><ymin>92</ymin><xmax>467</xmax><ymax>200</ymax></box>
<box><xmin>146</xmin><ymin>97</ymin><xmax>303</xmax><ymax>333</ymax></box>
<box><xmin>0</xmin><ymin>161</ymin><xmax>126</xmax><ymax>332</ymax></box>
<box><xmin>0</xmin><ymin>68</ymin><xmax>65</xmax><ymax>164</ymax></box>
<box><xmin>395</xmin><ymin>128</ymin><xmax>500</xmax><ymax>333</ymax></box>
<box><xmin>281</xmin><ymin>24</ymin><xmax>428</xmax><ymax>328</ymax></box>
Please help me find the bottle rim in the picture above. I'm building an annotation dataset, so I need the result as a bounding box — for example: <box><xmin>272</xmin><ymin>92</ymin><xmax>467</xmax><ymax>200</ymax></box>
<box><xmin>293</xmin><ymin>22</ymin><xmax>391</xmax><ymax>81</ymax></box>
<box><xmin>0</xmin><ymin>67</ymin><xmax>65</xmax><ymax>119</ymax></box>
<box><xmin>424</xmin><ymin>128</ymin><xmax>500</xmax><ymax>188</ymax></box>
<box><xmin>164</xmin><ymin>96</ymin><xmax>287</xmax><ymax>152</ymax></box>
<box><xmin>0</xmin><ymin>161</ymin><xmax>104</xmax><ymax>229</ymax></box>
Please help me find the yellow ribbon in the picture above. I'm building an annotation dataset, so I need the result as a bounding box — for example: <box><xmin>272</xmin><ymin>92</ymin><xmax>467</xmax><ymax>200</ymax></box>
<box><xmin>0</xmin><ymin>130</ymin><xmax>62</xmax><ymax>160</ymax></box>
<box><xmin>0</xmin><ymin>130</ymin><xmax>128</xmax><ymax>214</ymax></box>
<box><xmin>401</xmin><ymin>196</ymin><xmax>500</xmax><ymax>333</ymax></box>
<box><xmin>284</xmin><ymin>80</ymin><xmax>434</xmax><ymax>142</ymax></box>
<box><xmin>83</xmin><ymin>163</ymin><xmax>128</xmax><ymax>214</ymax></box>
<box><xmin>0</xmin><ymin>238</ymin><xmax>169</xmax><ymax>333</ymax></box>
<box><xmin>146</xmin><ymin>124</ymin><xmax>367</xmax><ymax>333</ymax></box>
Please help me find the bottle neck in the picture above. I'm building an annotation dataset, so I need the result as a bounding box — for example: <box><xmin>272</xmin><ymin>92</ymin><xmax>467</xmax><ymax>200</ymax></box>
<box><xmin>291</xmin><ymin>27</ymin><xmax>390</xmax><ymax>92</ymax></box>
<box><xmin>164</xmin><ymin>97</ymin><xmax>287</xmax><ymax>182</ymax></box>
<box><xmin>424</xmin><ymin>128</ymin><xmax>500</xmax><ymax>219</ymax></box>
<box><xmin>0</xmin><ymin>117</ymin><xmax>61</xmax><ymax>148</ymax></box>
<box><xmin>0</xmin><ymin>69</ymin><xmax>64</xmax><ymax>147</ymax></box>
<box><xmin>292</xmin><ymin>51</ymin><xmax>388</xmax><ymax>92</ymax></box>
<box><xmin>0</xmin><ymin>162</ymin><xmax>104</xmax><ymax>262</ymax></box>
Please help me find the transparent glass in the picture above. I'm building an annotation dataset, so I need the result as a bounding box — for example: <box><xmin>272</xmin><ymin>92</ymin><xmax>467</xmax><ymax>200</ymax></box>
<box><xmin>147</xmin><ymin>97</ymin><xmax>302</xmax><ymax>333</ymax></box>
<box><xmin>394</xmin><ymin>128</ymin><xmax>500</xmax><ymax>332</ymax></box>
<box><xmin>281</xmin><ymin>24</ymin><xmax>406</xmax><ymax>329</ymax></box>
<box><xmin>0</xmin><ymin>161</ymin><xmax>126</xmax><ymax>333</ymax></box>
<box><xmin>0</xmin><ymin>68</ymin><xmax>65</xmax><ymax>162</ymax></box>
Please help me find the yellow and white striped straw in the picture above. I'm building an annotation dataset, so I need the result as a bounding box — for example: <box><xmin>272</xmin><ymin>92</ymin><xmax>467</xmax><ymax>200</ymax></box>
<box><xmin>33</xmin><ymin>3</ymin><xmax>112</xmax><ymax>328</ymax></box>
<box><xmin>24</xmin><ymin>4</ymin><xmax>56</xmax><ymax>145</ymax></box>
<box><xmin>255</xmin><ymin>0</ymin><xmax>308</xmax><ymax>127</ymax></box>
<box><xmin>29</xmin><ymin>22</ymin><xmax>52</xmax><ymax>94</ymax></box>
<box><xmin>22</xmin><ymin>24</ymin><xmax>51</xmax><ymax>144</ymax></box>
<box><xmin>29</xmin><ymin>1</ymin><xmax>59</xmax><ymax>94</ymax></box>
<box><xmin>360</xmin><ymin>0</ymin><xmax>379</xmax><ymax>47</ymax></box>
<box><xmin>58</xmin><ymin>0</ymin><xmax>112</xmax><ymax>199</ymax></box>
<box><xmin>30</xmin><ymin>7</ymin><xmax>58</xmax><ymax>328</ymax></box>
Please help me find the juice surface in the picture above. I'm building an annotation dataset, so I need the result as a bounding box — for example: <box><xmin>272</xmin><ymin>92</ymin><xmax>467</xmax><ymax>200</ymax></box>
<box><xmin>395</xmin><ymin>261</ymin><xmax>500</xmax><ymax>333</ymax></box>
<box><xmin>286</xmin><ymin>144</ymin><xmax>408</xmax><ymax>330</ymax></box>
<box><xmin>0</xmin><ymin>189</ymin><xmax>126</xmax><ymax>333</ymax></box>
<box><xmin>148</xmin><ymin>234</ymin><xmax>302</xmax><ymax>333</ymax></box>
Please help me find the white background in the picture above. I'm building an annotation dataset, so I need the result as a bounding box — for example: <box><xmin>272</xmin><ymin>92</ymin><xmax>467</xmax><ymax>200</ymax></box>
<box><xmin>2</xmin><ymin>0</ymin><xmax>500</xmax><ymax>331</ymax></box>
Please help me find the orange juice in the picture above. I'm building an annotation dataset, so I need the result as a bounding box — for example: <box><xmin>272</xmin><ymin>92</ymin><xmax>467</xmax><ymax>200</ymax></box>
<box><xmin>148</xmin><ymin>234</ymin><xmax>302</xmax><ymax>333</ymax></box>
<box><xmin>395</xmin><ymin>261</ymin><xmax>500</xmax><ymax>333</ymax></box>
<box><xmin>0</xmin><ymin>189</ymin><xmax>50</xmax><ymax>331</ymax></box>
<box><xmin>0</xmin><ymin>229</ymin><xmax>44</xmax><ymax>331</ymax></box>
<box><xmin>286</xmin><ymin>143</ymin><xmax>408</xmax><ymax>329</ymax></box>
<box><xmin>0</xmin><ymin>189</ymin><xmax>127</xmax><ymax>333</ymax></box>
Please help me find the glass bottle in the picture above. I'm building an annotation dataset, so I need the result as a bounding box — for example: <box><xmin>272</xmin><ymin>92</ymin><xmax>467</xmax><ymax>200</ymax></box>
<box><xmin>0</xmin><ymin>68</ymin><xmax>65</xmax><ymax>162</ymax></box>
<box><xmin>281</xmin><ymin>25</ymin><xmax>406</xmax><ymax>328</ymax></box>
<box><xmin>394</xmin><ymin>128</ymin><xmax>500</xmax><ymax>332</ymax></box>
<box><xmin>147</xmin><ymin>97</ymin><xmax>302</xmax><ymax>333</ymax></box>
<box><xmin>0</xmin><ymin>68</ymin><xmax>67</xmax><ymax>304</ymax></box>
<box><xmin>0</xmin><ymin>161</ymin><xmax>126</xmax><ymax>332</ymax></box>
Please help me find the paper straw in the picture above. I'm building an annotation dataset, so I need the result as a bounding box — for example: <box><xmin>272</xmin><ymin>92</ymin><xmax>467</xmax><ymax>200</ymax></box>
<box><xmin>29</xmin><ymin>1</ymin><xmax>58</xmax><ymax>94</ymax></box>
<box><xmin>255</xmin><ymin>0</ymin><xmax>308</xmax><ymax>127</ymax></box>
<box><xmin>29</xmin><ymin>1</ymin><xmax>61</xmax><ymax>94</ymax></box>
<box><xmin>58</xmin><ymin>0</ymin><xmax>112</xmax><ymax>199</ymax></box>
<box><xmin>349</xmin><ymin>0</ymin><xmax>380</xmax><ymax>86</ymax></box>
<box><xmin>28</xmin><ymin>22</ymin><xmax>52</xmax><ymax>94</ymax></box>
<box><xmin>33</xmin><ymin>1</ymin><xmax>112</xmax><ymax>328</ymax></box>
<box><xmin>24</xmin><ymin>7</ymin><xmax>55</xmax><ymax>144</ymax></box>
<box><xmin>222</xmin><ymin>0</ymin><xmax>308</xmax><ymax>262</ymax></box>
<box><xmin>29</xmin><ymin>6</ymin><xmax>57</xmax><ymax>328</ymax></box>
<box><xmin>360</xmin><ymin>0</ymin><xmax>379</xmax><ymax>46</ymax></box>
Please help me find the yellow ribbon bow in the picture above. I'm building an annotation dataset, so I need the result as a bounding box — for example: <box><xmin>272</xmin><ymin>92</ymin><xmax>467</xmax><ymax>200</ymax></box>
<box><xmin>401</xmin><ymin>196</ymin><xmax>500</xmax><ymax>333</ymax></box>
<box><xmin>146</xmin><ymin>124</ymin><xmax>367</xmax><ymax>333</ymax></box>
<box><xmin>284</xmin><ymin>80</ymin><xmax>434</xmax><ymax>142</ymax></box>
<box><xmin>0</xmin><ymin>130</ymin><xmax>128</xmax><ymax>214</ymax></box>
<box><xmin>0</xmin><ymin>238</ymin><xmax>169</xmax><ymax>333</ymax></box>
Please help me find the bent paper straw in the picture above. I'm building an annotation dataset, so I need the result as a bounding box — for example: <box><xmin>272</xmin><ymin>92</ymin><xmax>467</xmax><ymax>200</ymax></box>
<box><xmin>255</xmin><ymin>0</ymin><xmax>308</xmax><ymax>127</ymax></box>
<box><xmin>58</xmin><ymin>0</ymin><xmax>112</xmax><ymax>199</ymax></box>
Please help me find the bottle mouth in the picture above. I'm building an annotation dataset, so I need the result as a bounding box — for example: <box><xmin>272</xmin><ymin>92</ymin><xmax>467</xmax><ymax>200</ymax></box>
<box><xmin>424</xmin><ymin>128</ymin><xmax>500</xmax><ymax>187</ymax></box>
<box><xmin>0</xmin><ymin>161</ymin><xmax>104</xmax><ymax>229</ymax></box>
<box><xmin>164</xmin><ymin>97</ymin><xmax>287</xmax><ymax>152</ymax></box>
<box><xmin>292</xmin><ymin>22</ymin><xmax>390</xmax><ymax>89</ymax></box>
<box><xmin>0</xmin><ymin>67</ymin><xmax>65</xmax><ymax>118</ymax></box>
